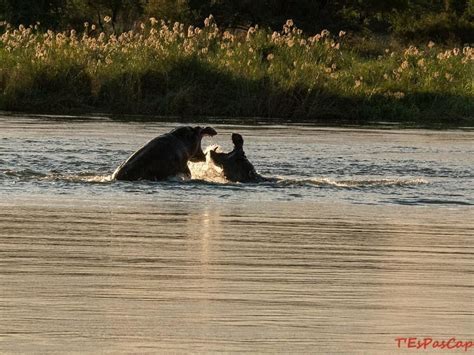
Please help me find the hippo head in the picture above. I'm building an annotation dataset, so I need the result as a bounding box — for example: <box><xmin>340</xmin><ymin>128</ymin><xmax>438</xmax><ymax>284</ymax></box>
<box><xmin>172</xmin><ymin>126</ymin><xmax>217</xmax><ymax>162</ymax></box>
<box><xmin>209</xmin><ymin>133</ymin><xmax>259</xmax><ymax>182</ymax></box>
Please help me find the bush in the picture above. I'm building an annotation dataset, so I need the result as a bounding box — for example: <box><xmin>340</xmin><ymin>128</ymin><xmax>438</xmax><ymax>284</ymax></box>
<box><xmin>0</xmin><ymin>19</ymin><xmax>473</xmax><ymax>123</ymax></box>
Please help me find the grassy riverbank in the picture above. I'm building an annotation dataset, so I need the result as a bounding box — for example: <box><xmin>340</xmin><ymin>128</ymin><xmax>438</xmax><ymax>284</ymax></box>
<box><xmin>0</xmin><ymin>18</ymin><xmax>473</xmax><ymax>123</ymax></box>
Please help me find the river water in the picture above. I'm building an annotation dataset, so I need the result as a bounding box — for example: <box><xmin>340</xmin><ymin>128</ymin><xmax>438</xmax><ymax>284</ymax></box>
<box><xmin>0</xmin><ymin>114</ymin><xmax>472</xmax><ymax>353</ymax></box>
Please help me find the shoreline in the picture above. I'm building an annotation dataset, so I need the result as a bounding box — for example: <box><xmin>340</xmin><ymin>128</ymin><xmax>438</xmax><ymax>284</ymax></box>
<box><xmin>2</xmin><ymin>110</ymin><xmax>473</xmax><ymax>130</ymax></box>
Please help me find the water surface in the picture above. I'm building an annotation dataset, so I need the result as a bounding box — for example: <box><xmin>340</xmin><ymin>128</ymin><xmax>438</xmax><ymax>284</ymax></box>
<box><xmin>0</xmin><ymin>115</ymin><xmax>472</xmax><ymax>353</ymax></box>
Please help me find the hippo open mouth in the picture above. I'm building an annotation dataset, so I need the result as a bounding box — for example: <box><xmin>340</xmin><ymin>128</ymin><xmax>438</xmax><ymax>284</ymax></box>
<box><xmin>190</xmin><ymin>126</ymin><xmax>217</xmax><ymax>162</ymax></box>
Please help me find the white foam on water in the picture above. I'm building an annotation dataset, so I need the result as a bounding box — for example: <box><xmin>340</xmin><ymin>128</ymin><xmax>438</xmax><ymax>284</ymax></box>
<box><xmin>188</xmin><ymin>145</ymin><xmax>228</xmax><ymax>183</ymax></box>
<box><xmin>274</xmin><ymin>176</ymin><xmax>429</xmax><ymax>188</ymax></box>
<box><xmin>1</xmin><ymin>165</ymin><xmax>429</xmax><ymax>188</ymax></box>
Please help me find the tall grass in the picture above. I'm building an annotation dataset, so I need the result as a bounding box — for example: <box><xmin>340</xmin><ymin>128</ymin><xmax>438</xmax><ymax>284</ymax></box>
<box><xmin>0</xmin><ymin>17</ymin><xmax>473</xmax><ymax>123</ymax></box>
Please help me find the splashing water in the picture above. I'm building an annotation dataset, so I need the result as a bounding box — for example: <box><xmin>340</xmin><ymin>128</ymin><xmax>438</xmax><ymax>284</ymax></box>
<box><xmin>1</xmin><ymin>169</ymin><xmax>113</xmax><ymax>184</ymax></box>
<box><xmin>273</xmin><ymin>176</ymin><xmax>429</xmax><ymax>188</ymax></box>
<box><xmin>187</xmin><ymin>145</ymin><xmax>429</xmax><ymax>188</ymax></box>
<box><xmin>188</xmin><ymin>145</ymin><xmax>229</xmax><ymax>183</ymax></box>
<box><xmin>0</xmin><ymin>116</ymin><xmax>472</xmax><ymax>205</ymax></box>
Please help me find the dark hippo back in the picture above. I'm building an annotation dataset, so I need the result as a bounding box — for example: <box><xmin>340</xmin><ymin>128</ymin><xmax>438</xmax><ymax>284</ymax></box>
<box><xmin>113</xmin><ymin>126</ymin><xmax>217</xmax><ymax>181</ymax></box>
<box><xmin>113</xmin><ymin>133</ymin><xmax>187</xmax><ymax>181</ymax></box>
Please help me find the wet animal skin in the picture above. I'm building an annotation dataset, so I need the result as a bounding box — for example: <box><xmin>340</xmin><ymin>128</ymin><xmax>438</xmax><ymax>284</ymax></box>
<box><xmin>113</xmin><ymin>126</ymin><xmax>217</xmax><ymax>181</ymax></box>
<box><xmin>209</xmin><ymin>133</ymin><xmax>264</xmax><ymax>183</ymax></box>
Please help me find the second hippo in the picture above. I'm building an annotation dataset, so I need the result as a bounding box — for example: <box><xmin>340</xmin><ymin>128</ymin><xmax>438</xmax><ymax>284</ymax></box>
<box><xmin>209</xmin><ymin>133</ymin><xmax>264</xmax><ymax>183</ymax></box>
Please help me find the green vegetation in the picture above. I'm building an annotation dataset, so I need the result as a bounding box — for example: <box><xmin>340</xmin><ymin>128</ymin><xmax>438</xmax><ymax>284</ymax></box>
<box><xmin>0</xmin><ymin>4</ymin><xmax>473</xmax><ymax>123</ymax></box>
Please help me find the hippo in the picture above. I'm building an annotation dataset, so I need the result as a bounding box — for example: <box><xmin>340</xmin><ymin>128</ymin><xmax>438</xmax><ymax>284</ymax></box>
<box><xmin>113</xmin><ymin>126</ymin><xmax>217</xmax><ymax>181</ymax></box>
<box><xmin>209</xmin><ymin>133</ymin><xmax>264</xmax><ymax>183</ymax></box>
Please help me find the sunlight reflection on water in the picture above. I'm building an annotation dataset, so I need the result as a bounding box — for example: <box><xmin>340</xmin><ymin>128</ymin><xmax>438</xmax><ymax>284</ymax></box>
<box><xmin>0</xmin><ymin>115</ymin><xmax>473</xmax><ymax>353</ymax></box>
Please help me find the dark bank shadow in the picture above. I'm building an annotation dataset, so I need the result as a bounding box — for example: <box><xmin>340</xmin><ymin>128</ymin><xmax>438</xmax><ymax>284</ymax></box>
<box><xmin>96</xmin><ymin>57</ymin><xmax>474</xmax><ymax>124</ymax></box>
<box><xmin>2</xmin><ymin>63</ymin><xmax>93</xmax><ymax>112</ymax></box>
<box><xmin>2</xmin><ymin>56</ymin><xmax>473</xmax><ymax>125</ymax></box>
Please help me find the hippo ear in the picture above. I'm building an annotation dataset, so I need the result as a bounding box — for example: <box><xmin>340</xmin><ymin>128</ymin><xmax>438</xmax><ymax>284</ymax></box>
<box><xmin>199</xmin><ymin>126</ymin><xmax>217</xmax><ymax>137</ymax></box>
